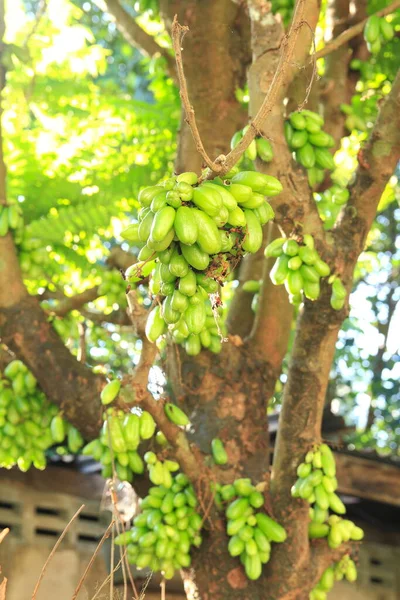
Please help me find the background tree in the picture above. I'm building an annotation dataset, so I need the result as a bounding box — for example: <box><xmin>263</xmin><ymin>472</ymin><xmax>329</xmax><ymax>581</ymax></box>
<box><xmin>0</xmin><ymin>0</ymin><xmax>399</xmax><ymax>599</ymax></box>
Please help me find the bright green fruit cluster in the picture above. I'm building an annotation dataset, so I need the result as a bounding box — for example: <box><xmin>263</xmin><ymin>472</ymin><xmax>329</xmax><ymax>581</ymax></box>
<box><xmin>315</xmin><ymin>184</ymin><xmax>350</xmax><ymax>230</ymax></box>
<box><xmin>114</xmin><ymin>472</ymin><xmax>202</xmax><ymax>579</ymax></box>
<box><xmin>265</xmin><ymin>234</ymin><xmax>331</xmax><ymax>305</ymax></box>
<box><xmin>18</xmin><ymin>236</ymin><xmax>52</xmax><ymax>280</ymax></box>
<box><xmin>310</xmin><ymin>555</ymin><xmax>358</xmax><ymax>600</ymax></box>
<box><xmin>230</xmin><ymin>127</ymin><xmax>274</xmax><ymax>165</ymax></box>
<box><xmin>0</xmin><ymin>201</ymin><xmax>24</xmax><ymax>239</ymax></box>
<box><xmin>309</xmin><ymin>514</ymin><xmax>364</xmax><ymax>548</ymax></box>
<box><xmin>123</xmin><ymin>170</ymin><xmax>281</xmax><ymax>355</ymax></box>
<box><xmin>291</xmin><ymin>444</ymin><xmax>364</xmax><ymax>550</ymax></box>
<box><xmin>218</xmin><ymin>478</ymin><xmax>286</xmax><ymax>580</ymax></box>
<box><xmin>0</xmin><ymin>360</ymin><xmax>81</xmax><ymax>471</ymax></box>
<box><xmin>364</xmin><ymin>15</ymin><xmax>395</xmax><ymax>54</ymax></box>
<box><xmin>144</xmin><ymin>451</ymin><xmax>180</xmax><ymax>489</ymax></box>
<box><xmin>271</xmin><ymin>0</ymin><xmax>294</xmax><ymax>26</ymax></box>
<box><xmin>82</xmin><ymin>409</ymin><xmax>156</xmax><ymax>481</ymax></box>
<box><xmin>285</xmin><ymin>111</ymin><xmax>335</xmax><ymax>188</ymax></box>
<box><xmin>98</xmin><ymin>270</ymin><xmax>127</xmax><ymax>307</ymax></box>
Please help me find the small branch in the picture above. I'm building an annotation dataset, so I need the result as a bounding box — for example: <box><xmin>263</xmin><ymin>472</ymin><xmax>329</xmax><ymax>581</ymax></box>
<box><xmin>31</xmin><ymin>505</ymin><xmax>85</xmax><ymax>600</ymax></box>
<box><xmin>171</xmin><ymin>17</ymin><xmax>220</xmax><ymax>172</ymax></box>
<box><xmin>77</xmin><ymin>321</ymin><xmax>87</xmax><ymax>363</ymax></box>
<box><xmin>71</xmin><ymin>519</ymin><xmax>115</xmax><ymax>600</ymax></box>
<box><xmin>314</xmin><ymin>0</ymin><xmax>400</xmax><ymax>60</ymax></box>
<box><xmin>80</xmin><ymin>307</ymin><xmax>131</xmax><ymax>326</ymax></box>
<box><xmin>23</xmin><ymin>0</ymin><xmax>47</xmax><ymax>48</ymax></box>
<box><xmin>219</xmin><ymin>0</ymin><xmax>308</xmax><ymax>175</ymax></box>
<box><xmin>47</xmin><ymin>286</ymin><xmax>100</xmax><ymax>318</ymax></box>
<box><xmin>103</xmin><ymin>0</ymin><xmax>175</xmax><ymax>77</ymax></box>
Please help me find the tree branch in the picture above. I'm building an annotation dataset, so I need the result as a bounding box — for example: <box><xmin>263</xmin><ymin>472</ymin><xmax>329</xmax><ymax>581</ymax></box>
<box><xmin>48</xmin><ymin>286</ymin><xmax>100</xmax><ymax>317</ymax></box>
<box><xmin>314</xmin><ymin>0</ymin><xmax>400</xmax><ymax>60</ymax></box>
<box><xmin>103</xmin><ymin>0</ymin><xmax>175</xmax><ymax>76</ymax></box>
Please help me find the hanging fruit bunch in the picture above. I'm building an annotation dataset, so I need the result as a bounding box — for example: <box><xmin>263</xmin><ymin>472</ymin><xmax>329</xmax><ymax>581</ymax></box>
<box><xmin>364</xmin><ymin>15</ymin><xmax>395</xmax><ymax>54</ymax></box>
<box><xmin>213</xmin><ymin>478</ymin><xmax>286</xmax><ymax>580</ymax></box>
<box><xmin>122</xmin><ymin>169</ymin><xmax>281</xmax><ymax>355</ymax></box>
<box><xmin>114</xmin><ymin>471</ymin><xmax>203</xmax><ymax>579</ymax></box>
<box><xmin>314</xmin><ymin>184</ymin><xmax>350</xmax><ymax>230</ymax></box>
<box><xmin>0</xmin><ymin>360</ymin><xmax>83</xmax><ymax>471</ymax></box>
<box><xmin>284</xmin><ymin>110</ymin><xmax>335</xmax><ymax>188</ymax></box>
<box><xmin>310</xmin><ymin>555</ymin><xmax>358</xmax><ymax>599</ymax></box>
<box><xmin>230</xmin><ymin>125</ymin><xmax>274</xmax><ymax>170</ymax></box>
<box><xmin>0</xmin><ymin>199</ymin><xmax>24</xmax><ymax>240</ymax></box>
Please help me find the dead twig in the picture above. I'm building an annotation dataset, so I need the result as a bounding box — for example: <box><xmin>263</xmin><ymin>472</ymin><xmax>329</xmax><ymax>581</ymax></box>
<box><xmin>31</xmin><ymin>504</ymin><xmax>85</xmax><ymax>600</ymax></box>
<box><xmin>71</xmin><ymin>519</ymin><xmax>115</xmax><ymax>600</ymax></box>
<box><xmin>171</xmin><ymin>16</ymin><xmax>220</xmax><ymax>172</ymax></box>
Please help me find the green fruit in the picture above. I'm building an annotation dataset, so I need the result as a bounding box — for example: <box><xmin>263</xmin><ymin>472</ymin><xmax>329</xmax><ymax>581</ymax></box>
<box><xmin>192</xmin><ymin>209</ymin><xmax>221</xmax><ymax>255</ymax></box>
<box><xmin>184</xmin><ymin>302</ymin><xmax>206</xmax><ymax>335</ymax></box>
<box><xmin>169</xmin><ymin>250</ymin><xmax>189</xmax><ymax>278</ymax></box>
<box><xmin>328</xmin><ymin>523</ymin><xmax>342</xmax><ymax>548</ymax></box>
<box><xmin>228</xmin><ymin>183</ymin><xmax>253</xmax><ymax>204</ymax></box>
<box><xmin>180</xmin><ymin>243</ymin><xmax>210</xmax><ymax>270</ymax></box>
<box><xmin>309</xmin><ymin>522</ymin><xmax>330</xmax><ymax>540</ymax></box>
<box><xmin>328</xmin><ymin>492</ymin><xmax>346</xmax><ymax>515</ymax></box>
<box><xmin>286</xmin><ymin>270</ymin><xmax>303</xmax><ymax>295</ymax></box>
<box><xmin>244</xmin><ymin>553</ymin><xmax>262</xmax><ymax>580</ymax></box>
<box><xmin>139</xmin><ymin>411</ymin><xmax>156</xmax><ymax>440</ymax></box>
<box><xmin>150</xmin><ymin>206</ymin><xmax>176</xmax><ymax>243</ymax></box>
<box><xmin>303</xmin><ymin>280</ymin><xmax>320</xmax><ymax>300</ymax></box>
<box><xmin>202</xmin><ymin>183</ymin><xmax>237</xmax><ymax>211</ymax></box>
<box><xmin>226</xmin><ymin>498</ymin><xmax>249</xmax><ymax>520</ymax></box>
<box><xmin>350</xmin><ymin>525</ymin><xmax>364</xmax><ymax>541</ymax></box>
<box><xmin>255</xmin><ymin>513</ymin><xmax>287</xmax><ymax>543</ymax></box>
<box><xmin>297</xmin><ymin>143</ymin><xmax>316</xmax><ymax>168</ymax></box>
<box><xmin>176</xmin><ymin>171</ymin><xmax>198</xmax><ymax>185</ymax></box>
<box><xmin>232</xmin><ymin>171</ymin><xmax>282</xmax><ymax>196</ymax></box>
<box><xmin>240</xmin><ymin>192</ymin><xmax>266</xmax><ymax>209</ymax></box>
<box><xmin>320</xmin><ymin>566</ymin><xmax>335</xmax><ymax>591</ymax></box>
<box><xmin>379</xmin><ymin>18</ymin><xmax>394</xmax><ymax>42</ymax></box>
<box><xmin>245</xmin><ymin>139</ymin><xmax>257</xmax><ymax>161</ymax></box>
<box><xmin>314</xmin><ymin>484</ymin><xmax>329</xmax><ymax>510</ymax></box>
<box><xmin>301</xmin><ymin>110</ymin><xmax>324</xmax><ymax>126</ymax></box>
<box><xmin>101</xmin><ymin>380</ymin><xmax>121</xmax><ymax>405</ymax></box>
<box><xmin>146</xmin><ymin>306</ymin><xmax>166</xmax><ymax>343</ymax></box>
<box><xmin>234</xmin><ymin>478</ymin><xmax>254</xmax><ymax>496</ymax></box>
<box><xmin>270</xmin><ymin>255</ymin><xmax>290</xmax><ymax>285</ymax></box>
<box><xmin>230</xmin><ymin>130</ymin><xmax>242</xmax><ymax>150</ymax></box>
<box><xmin>313</xmin><ymin>259</ymin><xmax>330</xmax><ymax>277</ymax></box>
<box><xmin>178</xmin><ymin>269</ymin><xmax>197</xmax><ymax>296</ymax></box>
<box><xmin>242</xmin><ymin>209</ymin><xmax>263</xmax><ymax>253</ymax></box>
<box><xmin>185</xmin><ymin>333</ymin><xmax>201</xmax><ymax>356</ymax></box>
<box><xmin>174</xmin><ymin>206</ymin><xmax>198</xmax><ymax>245</ymax></box>
<box><xmin>249</xmin><ymin>491</ymin><xmax>264</xmax><ymax>508</ymax></box>
<box><xmin>284</xmin><ymin>121</ymin><xmax>294</xmax><ymax>145</ymax></box>
<box><xmin>228</xmin><ymin>535</ymin><xmax>245</xmax><ymax>557</ymax></box>
<box><xmin>364</xmin><ymin>15</ymin><xmax>380</xmax><ymax>43</ymax></box>
<box><xmin>192</xmin><ymin>186</ymin><xmax>222</xmax><ymax>217</ymax></box>
<box><xmin>291</xmin><ymin>130</ymin><xmax>308</xmax><ymax>149</ymax></box>
<box><xmin>308</xmin><ymin>132</ymin><xmax>334</xmax><ymax>148</ymax></box>
<box><xmin>320</xmin><ymin>444</ymin><xmax>336</xmax><ymax>477</ymax></box>
<box><xmin>331</xmin><ymin>295</ymin><xmax>345</xmax><ymax>310</ymax></box>
<box><xmin>138</xmin><ymin>210</ymin><xmax>155</xmax><ymax>242</ymax></box>
<box><xmin>50</xmin><ymin>416</ymin><xmax>65</xmax><ymax>443</ymax></box>
<box><xmin>138</xmin><ymin>185</ymin><xmax>164</xmax><ymax>207</ymax></box>
<box><xmin>164</xmin><ymin>403</ymin><xmax>190</xmax><ymax>426</ymax></box>
<box><xmin>211</xmin><ymin>438</ymin><xmax>228</xmax><ymax>465</ymax></box>
<box><xmin>254</xmin><ymin>528</ymin><xmax>271</xmax><ymax>553</ymax></box>
<box><xmin>151</xmin><ymin>191</ymin><xmax>168</xmax><ymax>212</ymax></box>
<box><xmin>265</xmin><ymin>237</ymin><xmax>286</xmax><ymax>258</ymax></box>
<box><xmin>313</xmin><ymin>506</ymin><xmax>328</xmax><ymax>524</ymax></box>
<box><xmin>256</xmin><ymin>138</ymin><xmax>273</xmax><ymax>162</ymax></box>
<box><xmin>314</xmin><ymin>148</ymin><xmax>335</xmax><ymax>170</ymax></box>
<box><xmin>121</xmin><ymin>223</ymin><xmax>140</xmax><ymax>242</ymax></box>
<box><xmin>227</xmin><ymin>205</ymin><xmax>246</xmax><ymax>227</ymax></box>
<box><xmin>297</xmin><ymin>462</ymin><xmax>312</xmax><ymax>478</ymax></box>
<box><xmin>289</xmin><ymin>112</ymin><xmax>307</xmax><ymax>130</ymax></box>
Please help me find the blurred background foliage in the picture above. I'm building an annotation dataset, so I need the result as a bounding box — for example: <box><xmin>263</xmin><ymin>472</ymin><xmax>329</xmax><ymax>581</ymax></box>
<box><xmin>3</xmin><ymin>0</ymin><xmax>399</xmax><ymax>458</ymax></box>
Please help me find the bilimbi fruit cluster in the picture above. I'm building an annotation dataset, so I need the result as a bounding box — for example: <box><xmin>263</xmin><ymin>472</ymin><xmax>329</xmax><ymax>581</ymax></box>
<box><xmin>364</xmin><ymin>15</ymin><xmax>395</xmax><ymax>54</ymax></box>
<box><xmin>285</xmin><ymin>110</ymin><xmax>335</xmax><ymax>188</ymax></box>
<box><xmin>217</xmin><ymin>478</ymin><xmax>287</xmax><ymax>580</ymax></box>
<box><xmin>115</xmin><ymin>472</ymin><xmax>203</xmax><ymax>579</ymax></box>
<box><xmin>122</xmin><ymin>169</ymin><xmax>281</xmax><ymax>355</ymax></box>
<box><xmin>0</xmin><ymin>360</ymin><xmax>82</xmax><ymax>471</ymax></box>
<box><xmin>292</xmin><ymin>443</ymin><xmax>363</xmax><ymax>598</ymax></box>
